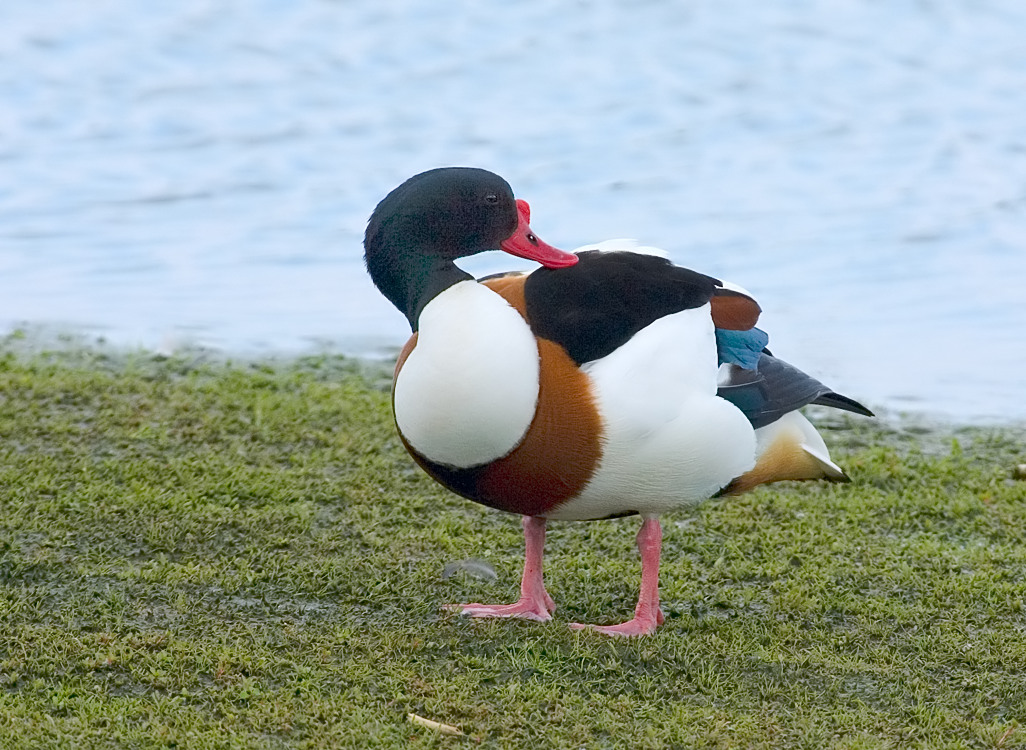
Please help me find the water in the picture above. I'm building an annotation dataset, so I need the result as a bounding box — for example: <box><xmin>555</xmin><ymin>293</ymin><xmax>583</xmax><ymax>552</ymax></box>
<box><xmin>2</xmin><ymin>0</ymin><xmax>1025</xmax><ymax>422</ymax></box>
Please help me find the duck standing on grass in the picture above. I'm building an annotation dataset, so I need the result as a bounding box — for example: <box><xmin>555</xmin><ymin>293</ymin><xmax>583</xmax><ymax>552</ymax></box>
<box><xmin>364</xmin><ymin>167</ymin><xmax>872</xmax><ymax>636</ymax></box>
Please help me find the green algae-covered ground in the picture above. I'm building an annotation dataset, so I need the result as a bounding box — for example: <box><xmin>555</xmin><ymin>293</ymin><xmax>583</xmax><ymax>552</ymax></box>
<box><xmin>1</xmin><ymin>344</ymin><xmax>1024</xmax><ymax>749</ymax></box>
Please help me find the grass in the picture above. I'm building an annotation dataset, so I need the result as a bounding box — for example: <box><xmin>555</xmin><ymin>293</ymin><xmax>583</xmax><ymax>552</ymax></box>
<box><xmin>1</xmin><ymin>341</ymin><xmax>1025</xmax><ymax>748</ymax></box>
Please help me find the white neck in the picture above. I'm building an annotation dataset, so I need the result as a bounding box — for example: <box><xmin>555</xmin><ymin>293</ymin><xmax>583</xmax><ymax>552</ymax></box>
<box><xmin>393</xmin><ymin>281</ymin><xmax>540</xmax><ymax>468</ymax></box>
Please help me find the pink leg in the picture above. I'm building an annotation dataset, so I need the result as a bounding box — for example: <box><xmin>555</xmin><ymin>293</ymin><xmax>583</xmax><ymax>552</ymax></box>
<box><xmin>447</xmin><ymin>516</ymin><xmax>556</xmax><ymax>622</ymax></box>
<box><xmin>570</xmin><ymin>516</ymin><xmax>665</xmax><ymax>636</ymax></box>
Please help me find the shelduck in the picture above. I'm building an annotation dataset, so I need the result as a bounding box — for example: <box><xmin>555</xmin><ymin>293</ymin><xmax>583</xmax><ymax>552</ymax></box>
<box><xmin>364</xmin><ymin>167</ymin><xmax>872</xmax><ymax>636</ymax></box>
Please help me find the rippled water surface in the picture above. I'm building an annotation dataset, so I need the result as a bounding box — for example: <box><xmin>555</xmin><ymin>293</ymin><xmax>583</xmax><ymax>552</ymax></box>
<box><xmin>2</xmin><ymin>1</ymin><xmax>1025</xmax><ymax>421</ymax></box>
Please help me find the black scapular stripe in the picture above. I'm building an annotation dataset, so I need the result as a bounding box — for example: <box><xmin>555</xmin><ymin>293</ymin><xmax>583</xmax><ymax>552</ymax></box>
<box><xmin>523</xmin><ymin>250</ymin><xmax>720</xmax><ymax>365</ymax></box>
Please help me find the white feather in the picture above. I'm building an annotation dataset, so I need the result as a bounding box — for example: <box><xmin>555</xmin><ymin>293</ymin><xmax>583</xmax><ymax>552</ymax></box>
<box><xmin>571</xmin><ymin>238</ymin><xmax>670</xmax><ymax>258</ymax></box>
<box><xmin>716</xmin><ymin>278</ymin><xmax>757</xmax><ymax>298</ymax></box>
<box><xmin>546</xmin><ymin>305</ymin><xmax>756</xmax><ymax>520</ymax></box>
<box><xmin>394</xmin><ymin>281</ymin><xmax>539</xmax><ymax>468</ymax></box>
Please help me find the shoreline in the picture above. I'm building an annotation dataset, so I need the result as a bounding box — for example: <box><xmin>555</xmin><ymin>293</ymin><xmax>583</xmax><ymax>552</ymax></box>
<box><xmin>3</xmin><ymin>324</ymin><xmax>1024</xmax><ymax>437</ymax></box>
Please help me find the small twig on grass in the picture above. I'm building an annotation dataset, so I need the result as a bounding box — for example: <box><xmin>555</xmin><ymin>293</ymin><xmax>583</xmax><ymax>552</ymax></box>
<box><xmin>408</xmin><ymin>713</ymin><xmax>463</xmax><ymax>736</ymax></box>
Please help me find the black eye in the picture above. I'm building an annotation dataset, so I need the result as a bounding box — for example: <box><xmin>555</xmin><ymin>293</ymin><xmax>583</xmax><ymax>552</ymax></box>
<box><xmin>483</xmin><ymin>194</ymin><xmax>499</xmax><ymax>204</ymax></box>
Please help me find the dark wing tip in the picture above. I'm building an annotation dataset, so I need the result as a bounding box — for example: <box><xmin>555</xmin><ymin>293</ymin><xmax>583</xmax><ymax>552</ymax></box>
<box><xmin>828</xmin><ymin>468</ymin><xmax>853</xmax><ymax>484</ymax></box>
<box><xmin>718</xmin><ymin>354</ymin><xmax>875</xmax><ymax>428</ymax></box>
<box><xmin>811</xmin><ymin>392</ymin><xmax>875</xmax><ymax>418</ymax></box>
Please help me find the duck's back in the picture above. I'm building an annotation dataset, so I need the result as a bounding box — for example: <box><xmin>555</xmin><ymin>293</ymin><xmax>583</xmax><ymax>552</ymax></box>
<box><xmin>490</xmin><ymin>253</ymin><xmax>757</xmax><ymax>519</ymax></box>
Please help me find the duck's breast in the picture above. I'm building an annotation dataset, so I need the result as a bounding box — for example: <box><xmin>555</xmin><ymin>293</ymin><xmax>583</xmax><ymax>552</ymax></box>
<box><xmin>395</xmin><ymin>277</ymin><xmax>605</xmax><ymax>517</ymax></box>
<box><xmin>393</xmin><ymin>280</ymin><xmax>540</xmax><ymax>469</ymax></box>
